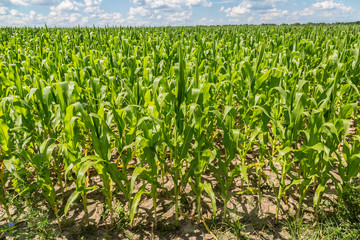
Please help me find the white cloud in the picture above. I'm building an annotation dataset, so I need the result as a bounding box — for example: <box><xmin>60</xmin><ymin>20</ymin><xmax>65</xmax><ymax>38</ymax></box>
<box><xmin>50</xmin><ymin>0</ymin><xmax>82</xmax><ymax>12</ymax></box>
<box><xmin>292</xmin><ymin>7</ymin><xmax>314</xmax><ymax>16</ymax></box>
<box><xmin>220</xmin><ymin>0</ymin><xmax>354</xmax><ymax>24</ymax></box>
<box><xmin>220</xmin><ymin>0</ymin><xmax>287</xmax><ymax>17</ymax></box>
<box><xmin>198</xmin><ymin>17</ymin><xmax>216</xmax><ymax>24</ymax></box>
<box><xmin>214</xmin><ymin>0</ymin><xmax>237</xmax><ymax>3</ymax></box>
<box><xmin>0</xmin><ymin>8</ymin><xmax>35</xmax><ymax>26</ymax></box>
<box><xmin>0</xmin><ymin>0</ymin><xmax>126</xmax><ymax>27</ymax></box>
<box><xmin>129</xmin><ymin>6</ymin><xmax>150</xmax><ymax>18</ymax></box>
<box><xmin>312</xmin><ymin>0</ymin><xmax>352</xmax><ymax>11</ymax></box>
<box><xmin>83</xmin><ymin>0</ymin><xmax>103</xmax><ymax>14</ymax></box>
<box><xmin>221</xmin><ymin>3</ymin><xmax>251</xmax><ymax>16</ymax></box>
<box><xmin>291</xmin><ymin>0</ymin><xmax>353</xmax><ymax>20</ymax></box>
<box><xmin>45</xmin><ymin>11</ymin><xmax>89</xmax><ymax>26</ymax></box>
<box><xmin>0</xmin><ymin>0</ymin><xmax>358</xmax><ymax>26</ymax></box>
<box><xmin>96</xmin><ymin>12</ymin><xmax>124</xmax><ymax>25</ymax></box>
<box><xmin>0</xmin><ymin>6</ymin><xmax>8</xmax><ymax>14</ymax></box>
<box><xmin>260</xmin><ymin>8</ymin><xmax>288</xmax><ymax>21</ymax></box>
<box><xmin>8</xmin><ymin>0</ymin><xmax>57</xmax><ymax>6</ymax></box>
<box><xmin>84</xmin><ymin>0</ymin><xmax>102</xmax><ymax>6</ymax></box>
<box><xmin>10</xmin><ymin>9</ymin><xmax>20</xmax><ymax>15</ymax></box>
<box><xmin>69</xmin><ymin>13</ymin><xmax>81</xmax><ymax>22</ymax></box>
<box><xmin>128</xmin><ymin>0</ymin><xmax>212</xmax><ymax>24</ymax></box>
<box><xmin>166</xmin><ymin>10</ymin><xmax>192</xmax><ymax>22</ymax></box>
<box><xmin>132</xmin><ymin>0</ymin><xmax>213</xmax><ymax>9</ymax></box>
<box><xmin>81</xmin><ymin>0</ymin><xmax>125</xmax><ymax>25</ymax></box>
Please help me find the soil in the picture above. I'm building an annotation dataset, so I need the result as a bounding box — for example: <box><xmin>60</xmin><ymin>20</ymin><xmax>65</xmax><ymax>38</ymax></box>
<box><xmin>0</xmin><ymin>159</ymin><xmax>340</xmax><ymax>240</ymax></box>
<box><xmin>0</xmin><ymin>124</ymin><xmax>356</xmax><ymax>239</ymax></box>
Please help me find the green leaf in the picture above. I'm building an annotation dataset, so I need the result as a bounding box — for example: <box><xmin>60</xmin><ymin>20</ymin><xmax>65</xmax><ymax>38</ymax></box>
<box><xmin>313</xmin><ymin>183</ymin><xmax>326</xmax><ymax>208</ymax></box>
<box><xmin>130</xmin><ymin>167</ymin><xmax>147</xmax><ymax>195</ymax></box>
<box><xmin>278</xmin><ymin>147</ymin><xmax>293</xmax><ymax>158</ymax></box>
<box><xmin>203</xmin><ymin>182</ymin><xmax>217</xmax><ymax>218</ymax></box>
<box><xmin>106</xmin><ymin>163</ymin><xmax>128</xmax><ymax>197</ymax></box>
<box><xmin>76</xmin><ymin>157</ymin><xmax>102</xmax><ymax>186</ymax></box>
<box><xmin>231</xmin><ymin>188</ymin><xmax>260</xmax><ymax>198</ymax></box>
<box><xmin>178</xmin><ymin>125</ymin><xmax>194</xmax><ymax>161</ymax></box>
<box><xmin>64</xmin><ymin>191</ymin><xmax>80</xmax><ymax>216</ymax></box>
<box><xmin>284</xmin><ymin>179</ymin><xmax>302</xmax><ymax>192</ymax></box>
<box><xmin>0</xmin><ymin>117</ymin><xmax>9</xmax><ymax>152</ymax></box>
<box><xmin>130</xmin><ymin>186</ymin><xmax>146</xmax><ymax>228</ymax></box>
<box><xmin>255</xmin><ymin>69</ymin><xmax>271</xmax><ymax>91</ymax></box>
<box><xmin>240</xmin><ymin>165</ymin><xmax>248</xmax><ymax>183</ymax></box>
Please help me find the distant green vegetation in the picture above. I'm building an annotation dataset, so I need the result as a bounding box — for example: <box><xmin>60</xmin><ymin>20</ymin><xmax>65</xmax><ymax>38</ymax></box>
<box><xmin>0</xmin><ymin>25</ymin><xmax>359</xmax><ymax>238</ymax></box>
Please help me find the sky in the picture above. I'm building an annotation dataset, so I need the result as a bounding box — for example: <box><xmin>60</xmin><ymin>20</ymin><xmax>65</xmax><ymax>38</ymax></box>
<box><xmin>0</xmin><ymin>0</ymin><xmax>359</xmax><ymax>27</ymax></box>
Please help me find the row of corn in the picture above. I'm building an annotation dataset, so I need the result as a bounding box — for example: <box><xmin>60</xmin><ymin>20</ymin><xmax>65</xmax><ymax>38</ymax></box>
<box><xmin>0</xmin><ymin>25</ymin><xmax>359</xmax><ymax>230</ymax></box>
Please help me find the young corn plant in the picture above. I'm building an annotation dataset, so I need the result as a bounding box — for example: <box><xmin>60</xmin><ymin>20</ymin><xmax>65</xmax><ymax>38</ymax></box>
<box><xmin>1</xmin><ymin>25</ymin><xmax>360</xmax><ymax>233</ymax></box>
<box><xmin>64</xmin><ymin>156</ymin><xmax>100</xmax><ymax>225</ymax></box>
<box><xmin>109</xmin><ymin>104</ymin><xmax>150</xmax><ymax>228</ymax></box>
<box><xmin>166</xmin><ymin>42</ymin><xmax>195</xmax><ymax>225</ymax></box>
<box><xmin>0</xmin><ymin>161</ymin><xmax>11</xmax><ymax>222</ymax></box>
<box><xmin>209</xmin><ymin>105</ymin><xmax>241</xmax><ymax>221</ymax></box>
<box><xmin>185</xmin><ymin>102</ymin><xmax>217</xmax><ymax>223</ymax></box>
<box><xmin>30</xmin><ymin>139</ymin><xmax>62</xmax><ymax>230</ymax></box>
<box><xmin>269</xmin><ymin>80</ymin><xmax>307</xmax><ymax>221</ymax></box>
<box><xmin>0</xmin><ymin>113</ymin><xmax>12</xmax><ymax>221</ymax></box>
<box><xmin>136</xmin><ymin>115</ymin><xmax>163</xmax><ymax>226</ymax></box>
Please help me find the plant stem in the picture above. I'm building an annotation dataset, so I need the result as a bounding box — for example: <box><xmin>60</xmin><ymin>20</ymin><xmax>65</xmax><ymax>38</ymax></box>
<box><xmin>54</xmin><ymin>204</ymin><xmax>62</xmax><ymax>231</ymax></box>
<box><xmin>223</xmin><ymin>197</ymin><xmax>228</xmax><ymax>222</ymax></box>
<box><xmin>83</xmin><ymin>194</ymin><xmax>89</xmax><ymax>225</ymax></box>
<box><xmin>153</xmin><ymin>188</ymin><xmax>158</xmax><ymax>227</ymax></box>
<box><xmin>296</xmin><ymin>192</ymin><xmax>305</xmax><ymax>221</ymax></box>
<box><xmin>196</xmin><ymin>193</ymin><xmax>202</xmax><ymax>224</ymax></box>
<box><xmin>276</xmin><ymin>156</ymin><xmax>287</xmax><ymax>221</ymax></box>
<box><xmin>174</xmin><ymin>127</ymin><xmax>179</xmax><ymax>225</ymax></box>
<box><xmin>174</xmin><ymin>183</ymin><xmax>179</xmax><ymax>224</ymax></box>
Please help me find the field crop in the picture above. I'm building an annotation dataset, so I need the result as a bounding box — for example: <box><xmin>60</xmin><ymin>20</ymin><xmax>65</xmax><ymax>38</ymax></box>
<box><xmin>0</xmin><ymin>25</ymin><xmax>359</xmax><ymax>238</ymax></box>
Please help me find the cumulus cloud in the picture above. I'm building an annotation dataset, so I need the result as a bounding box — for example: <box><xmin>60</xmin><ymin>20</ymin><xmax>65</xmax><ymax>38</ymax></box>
<box><xmin>166</xmin><ymin>10</ymin><xmax>192</xmax><ymax>22</ymax></box>
<box><xmin>220</xmin><ymin>0</ymin><xmax>289</xmax><ymax>23</ymax></box>
<box><xmin>260</xmin><ymin>8</ymin><xmax>288</xmax><ymax>21</ymax></box>
<box><xmin>7</xmin><ymin>0</ymin><xmax>58</xmax><ymax>6</ymax></box>
<box><xmin>220</xmin><ymin>0</ymin><xmax>287</xmax><ymax>17</ymax></box>
<box><xmin>0</xmin><ymin>6</ymin><xmax>8</xmax><ymax>14</ymax></box>
<box><xmin>198</xmin><ymin>16</ymin><xmax>217</xmax><ymax>25</ymax></box>
<box><xmin>221</xmin><ymin>3</ymin><xmax>251</xmax><ymax>16</ymax></box>
<box><xmin>0</xmin><ymin>0</ymin><xmax>358</xmax><ymax>27</ymax></box>
<box><xmin>44</xmin><ymin>0</ymin><xmax>86</xmax><ymax>26</ymax></box>
<box><xmin>220</xmin><ymin>0</ymin><xmax>354</xmax><ymax>24</ymax></box>
<box><xmin>83</xmin><ymin>0</ymin><xmax>103</xmax><ymax>14</ymax></box>
<box><xmin>129</xmin><ymin>6</ymin><xmax>151</xmax><ymax>19</ymax></box>
<box><xmin>0</xmin><ymin>7</ymin><xmax>36</xmax><ymax>26</ymax></box>
<box><xmin>291</xmin><ymin>0</ymin><xmax>353</xmax><ymax>20</ymax></box>
<box><xmin>312</xmin><ymin>0</ymin><xmax>352</xmax><ymax>11</ymax></box>
<box><xmin>81</xmin><ymin>0</ymin><xmax>125</xmax><ymax>25</ymax></box>
<box><xmin>49</xmin><ymin>0</ymin><xmax>82</xmax><ymax>12</ymax></box>
<box><xmin>84</xmin><ymin>0</ymin><xmax>102</xmax><ymax>6</ymax></box>
<box><xmin>132</xmin><ymin>0</ymin><xmax>213</xmax><ymax>9</ymax></box>
<box><xmin>0</xmin><ymin>0</ymin><xmax>126</xmax><ymax>27</ymax></box>
<box><xmin>128</xmin><ymin>0</ymin><xmax>213</xmax><ymax>24</ymax></box>
<box><xmin>292</xmin><ymin>7</ymin><xmax>314</xmax><ymax>17</ymax></box>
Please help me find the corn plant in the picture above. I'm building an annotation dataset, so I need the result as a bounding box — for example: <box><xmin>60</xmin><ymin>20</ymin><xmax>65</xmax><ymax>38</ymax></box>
<box><xmin>0</xmin><ymin>25</ymin><xmax>359</xmax><ymax>231</ymax></box>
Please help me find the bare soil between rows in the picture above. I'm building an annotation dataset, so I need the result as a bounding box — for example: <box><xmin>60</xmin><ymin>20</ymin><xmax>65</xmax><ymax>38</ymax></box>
<box><xmin>0</xmin><ymin>145</ymin><xmax>343</xmax><ymax>240</ymax></box>
<box><xmin>0</xmin><ymin>122</ymin><xmax>356</xmax><ymax>239</ymax></box>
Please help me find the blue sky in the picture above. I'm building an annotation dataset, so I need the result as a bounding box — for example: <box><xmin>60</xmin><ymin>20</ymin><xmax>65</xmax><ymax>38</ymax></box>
<box><xmin>0</xmin><ymin>0</ymin><xmax>359</xmax><ymax>27</ymax></box>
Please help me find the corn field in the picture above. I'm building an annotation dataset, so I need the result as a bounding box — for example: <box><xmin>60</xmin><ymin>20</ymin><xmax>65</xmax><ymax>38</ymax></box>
<box><xmin>0</xmin><ymin>25</ymin><xmax>359</xmax><ymax>232</ymax></box>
